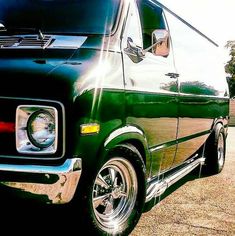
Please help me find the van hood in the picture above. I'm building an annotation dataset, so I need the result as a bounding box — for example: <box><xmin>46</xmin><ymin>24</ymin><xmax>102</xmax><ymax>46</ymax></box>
<box><xmin>0</xmin><ymin>34</ymin><xmax>105</xmax><ymax>102</ymax></box>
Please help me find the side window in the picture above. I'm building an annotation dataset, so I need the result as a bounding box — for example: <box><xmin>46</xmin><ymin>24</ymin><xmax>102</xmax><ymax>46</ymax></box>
<box><xmin>165</xmin><ymin>10</ymin><xmax>226</xmax><ymax>94</ymax></box>
<box><xmin>137</xmin><ymin>0</ymin><xmax>167</xmax><ymax>49</ymax></box>
<box><xmin>122</xmin><ymin>1</ymin><xmax>143</xmax><ymax>49</ymax></box>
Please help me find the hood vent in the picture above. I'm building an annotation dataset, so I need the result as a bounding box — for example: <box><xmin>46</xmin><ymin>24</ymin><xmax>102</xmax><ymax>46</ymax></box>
<box><xmin>0</xmin><ymin>35</ymin><xmax>53</xmax><ymax>49</ymax></box>
<box><xmin>19</xmin><ymin>35</ymin><xmax>53</xmax><ymax>48</ymax></box>
<box><xmin>0</xmin><ymin>37</ymin><xmax>21</xmax><ymax>48</ymax></box>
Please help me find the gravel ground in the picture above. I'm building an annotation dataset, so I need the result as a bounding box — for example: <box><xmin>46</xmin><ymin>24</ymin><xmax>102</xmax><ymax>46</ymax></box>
<box><xmin>131</xmin><ymin>127</ymin><xmax>235</xmax><ymax>236</ymax></box>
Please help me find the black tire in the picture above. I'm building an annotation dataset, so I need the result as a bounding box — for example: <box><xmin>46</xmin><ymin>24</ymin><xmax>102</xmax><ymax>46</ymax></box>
<box><xmin>203</xmin><ymin>124</ymin><xmax>226</xmax><ymax>175</ymax></box>
<box><xmin>76</xmin><ymin>144</ymin><xmax>146</xmax><ymax>236</ymax></box>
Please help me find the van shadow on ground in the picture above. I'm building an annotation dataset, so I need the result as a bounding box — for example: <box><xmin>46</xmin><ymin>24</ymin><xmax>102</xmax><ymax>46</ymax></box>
<box><xmin>0</xmin><ymin>167</ymin><xmax>207</xmax><ymax>234</ymax></box>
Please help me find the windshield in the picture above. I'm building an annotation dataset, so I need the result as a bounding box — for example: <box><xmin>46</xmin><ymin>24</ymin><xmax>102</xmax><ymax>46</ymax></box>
<box><xmin>0</xmin><ymin>0</ymin><xmax>121</xmax><ymax>35</ymax></box>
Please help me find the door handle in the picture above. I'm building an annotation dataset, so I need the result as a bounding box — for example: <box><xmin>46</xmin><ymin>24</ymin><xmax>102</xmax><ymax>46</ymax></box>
<box><xmin>165</xmin><ymin>73</ymin><xmax>179</xmax><ymax>79</ymax></box>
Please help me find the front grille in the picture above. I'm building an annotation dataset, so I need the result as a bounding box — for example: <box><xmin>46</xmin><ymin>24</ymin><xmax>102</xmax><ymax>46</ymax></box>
<box><xmin>0</xmin><ymin>35</ymin><xmax>53</xmax><ymax>49</ymax></box>
<box><xmin>0</xmin><ymin>99</ymin><xmax>17</xmax><ymax>156</ymax></box>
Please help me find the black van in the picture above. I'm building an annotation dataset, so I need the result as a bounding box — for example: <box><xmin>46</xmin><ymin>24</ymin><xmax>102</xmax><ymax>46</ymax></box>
<box><xmin>0</xmin><ymin>0</ymin><xmax>229</xmax><ymax>235</ymax></box>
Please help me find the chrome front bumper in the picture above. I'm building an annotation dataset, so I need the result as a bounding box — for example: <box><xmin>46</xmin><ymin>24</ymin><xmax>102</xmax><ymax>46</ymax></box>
<box><xmin>0</xmin><ymin>158</ymin><xmax>82</xmax><ymax>204</ymax></box>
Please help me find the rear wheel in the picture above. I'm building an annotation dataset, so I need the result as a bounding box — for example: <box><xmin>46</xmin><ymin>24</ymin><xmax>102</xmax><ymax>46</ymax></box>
<box><xmin>203</xmin><ymin>124</ymin><xmax>226</xmax><ymax>174</ymax></box>
<box><xmin>77</xmin><ymin>144</ymin><xmax>146</xmax><ymax>235</ymax></box>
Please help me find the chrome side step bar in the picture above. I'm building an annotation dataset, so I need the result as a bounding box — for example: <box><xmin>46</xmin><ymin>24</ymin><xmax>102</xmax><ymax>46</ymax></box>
<box><xmin>145</xmin><ymin>157</ymin><xmax>205</xmax><ymax>203</ymax></box>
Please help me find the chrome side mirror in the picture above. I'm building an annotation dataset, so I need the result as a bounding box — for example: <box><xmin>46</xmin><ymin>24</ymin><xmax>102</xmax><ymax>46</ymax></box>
<box><xmin>152</xmin><ymin>29</ymin><xmax>170</xmax><ymax>57</ymax></box>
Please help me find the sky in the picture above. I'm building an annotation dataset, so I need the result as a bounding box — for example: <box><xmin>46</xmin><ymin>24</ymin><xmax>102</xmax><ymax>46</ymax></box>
<box><xmin>158</xmin><ymin>0</ymin><xmax>235</xmax><ymax>64</ymax></box>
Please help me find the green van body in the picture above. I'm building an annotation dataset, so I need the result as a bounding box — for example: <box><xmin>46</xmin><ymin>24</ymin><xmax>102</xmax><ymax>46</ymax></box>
<box><xmin>0</xmin><ymin>0</ymin><xmax>229</xmax><ymax>234</ymax></box>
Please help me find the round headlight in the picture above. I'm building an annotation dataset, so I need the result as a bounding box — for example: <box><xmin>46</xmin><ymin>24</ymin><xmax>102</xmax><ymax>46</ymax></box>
<box><xmin>27</xmin><ymin>110</ymin><xmax>55</xmax><ymax>149</ymax></box>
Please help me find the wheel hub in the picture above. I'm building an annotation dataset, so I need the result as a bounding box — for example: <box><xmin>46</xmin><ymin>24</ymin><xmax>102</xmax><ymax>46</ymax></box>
<box><xmin>111</xmin><ymin>185</ymin><xmax>122</xmax><ymax>199</ymax></box>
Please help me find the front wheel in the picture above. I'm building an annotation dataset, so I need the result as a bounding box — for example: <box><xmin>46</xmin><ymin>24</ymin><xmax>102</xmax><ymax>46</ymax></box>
<box><xmin>78</xmin><ymin>144</ymin><xmax>146</xmax><ymax>235</ymax></box>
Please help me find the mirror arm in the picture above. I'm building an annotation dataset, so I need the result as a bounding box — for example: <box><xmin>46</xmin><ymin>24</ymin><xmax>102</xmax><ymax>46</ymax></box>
<box><xmin>143</xmin><ymin>38</ymin><xmax>165</xmax><ymax>54</ymax></box>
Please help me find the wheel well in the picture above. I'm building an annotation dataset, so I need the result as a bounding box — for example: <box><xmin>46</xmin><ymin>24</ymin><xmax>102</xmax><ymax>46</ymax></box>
<box><xmin>205</xmin><ymin>122</ymin><xmax>225</xmax><ymax>157</ymax></box>
<box><xmin>207</xmin><ymin>122</ymin><xmax>224</xmax><ymax>142</ymax></box>
<box><xmin>121</xmin><ymin>139</ymin><xmax>147</xmax><ymax>165</ymax></box>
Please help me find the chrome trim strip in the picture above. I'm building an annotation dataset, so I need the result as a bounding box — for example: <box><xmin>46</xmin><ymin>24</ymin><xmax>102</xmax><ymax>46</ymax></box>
<box><xmin>104</xmin><ymin>125</ymin><xmax>144</xmax><ymax>147</ymax></box>
<box><xmin>145</xmin><ymin>157</ymin><xmax>205</xmax><ymax>202</ymax></box>
<box><xmin>0</xmin><ymin>158</ymin><xmax>81</xmax><ymax>204</ymax></box>
<box><xmin>48</xmin><ymin>35</ymin><xmax>87</xmax><ymax>49</ymax></box>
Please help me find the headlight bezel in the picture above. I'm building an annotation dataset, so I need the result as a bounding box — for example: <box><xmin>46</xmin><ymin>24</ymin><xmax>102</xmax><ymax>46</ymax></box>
<box><xmin>16</xmin><ymin>105</ymin><xmax>58</xmax><ymax>155</ymax></box>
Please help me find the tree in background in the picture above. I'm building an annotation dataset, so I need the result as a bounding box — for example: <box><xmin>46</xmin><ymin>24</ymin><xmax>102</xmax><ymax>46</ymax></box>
<box><xmin>225</xmin><ymin>40</ymin><xmax>235</xmax><ymax>98</ymax></box>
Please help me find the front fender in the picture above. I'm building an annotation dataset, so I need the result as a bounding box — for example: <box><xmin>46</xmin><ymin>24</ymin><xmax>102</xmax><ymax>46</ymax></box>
<box><xmin>103</xmin><ymin>125</ymin><xmax>151</xmax><ymax>177</ymax></box>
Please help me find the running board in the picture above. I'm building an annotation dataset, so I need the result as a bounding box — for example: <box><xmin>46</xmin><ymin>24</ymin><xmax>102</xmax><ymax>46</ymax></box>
<box><xmin>145</xmin><ymin>157</ymin><xmax>205</xmax><ymax>203</ymax></box>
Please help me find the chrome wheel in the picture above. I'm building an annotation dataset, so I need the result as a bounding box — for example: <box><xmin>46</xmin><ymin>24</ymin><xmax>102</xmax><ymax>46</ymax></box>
<box><xmin>92</xmin><ymin>157</ymin><xmax>138</xmax><ymax>232</ymax></box>
<box><xmin>217</xmin><ymin>132</ymin><xmax>225</xmax><ymax>169</ymax></box>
